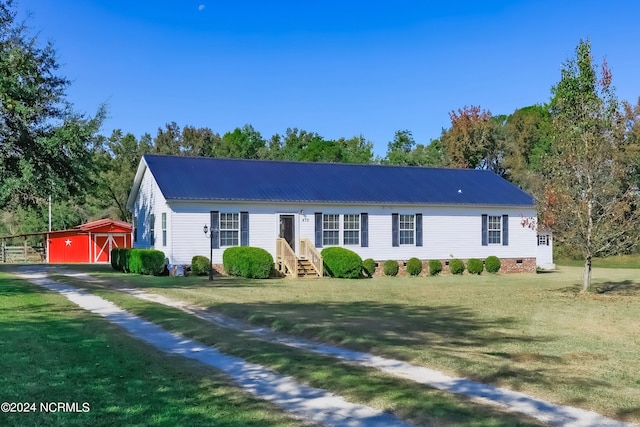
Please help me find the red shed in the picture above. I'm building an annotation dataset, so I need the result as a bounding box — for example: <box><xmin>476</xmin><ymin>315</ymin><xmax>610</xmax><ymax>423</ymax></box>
<box><xmin>48</xmin><ymin>219</ymin><xmax>132</xmax><ymax>263</ymax></box>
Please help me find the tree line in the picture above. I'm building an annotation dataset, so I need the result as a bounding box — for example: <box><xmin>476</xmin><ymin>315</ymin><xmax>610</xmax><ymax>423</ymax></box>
<box><xmin>1</xmin><ymin>0</ymin><xmax>639</xmax><ymax>290</ymax></box>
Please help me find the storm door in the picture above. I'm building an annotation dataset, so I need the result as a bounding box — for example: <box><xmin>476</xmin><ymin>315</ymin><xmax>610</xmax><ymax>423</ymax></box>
<box><xmin>279</xmin><ymin>215</ymin><xmax>295</xmax><ymax>251</ymax></box>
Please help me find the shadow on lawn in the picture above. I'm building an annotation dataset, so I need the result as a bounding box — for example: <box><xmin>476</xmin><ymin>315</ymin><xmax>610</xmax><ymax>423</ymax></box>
<box><xmin>555</xmin><ymin>280</ymin><xmax>640</xmax><ymax>296</ymax></box>
<box><xmin>595</xmin><ymin>280</ymin><xmax>640</xmax><ymax>295</ymax></box>
<box><xmin>213</xmin><ymin>300</ymin><xmax>617</xmax><ymax>394</ymax></box>
<box><xmin>218</xmin><ymin>300</ymin><xmax>518</xmax><ymax>347</ymax></box>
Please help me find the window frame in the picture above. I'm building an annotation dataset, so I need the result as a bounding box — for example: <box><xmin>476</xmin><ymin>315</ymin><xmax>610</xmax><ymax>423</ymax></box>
<box><xmin>149</xmin><ymin>214</ymin><xmax>155</xmax><ymax>246</ymax></box>
<box><xmin>537</xmin><ymin>234</ymin><xmax>549</xmax><ymax>246</ymax></box>
<box><xmin>399</xmin><ymin>214</ymin><xmax>415</xmax><ymax>245</ymax></box>
<box><xmin>322</xmin><ymin>214</ymin><xmax>340</xmax><ymax>246</ymax></box>
<box><xmin>487</xmin><ymin>215</ymin><xmax>502</xmax><ymax>245</ymax></box>
<box><xmin>219</xmin><ymin>212</ymin><xmax>240</xmax><ymax>247</ymax></box>
<box><xmin>161</xmin><ymin>212</ymin><xmax>167</xmax><ymax>246</ymax></box>
<box><xmin>343</xmin><ymin>214</ymin><xmax>360</xmax><ymax>246</ymax></box>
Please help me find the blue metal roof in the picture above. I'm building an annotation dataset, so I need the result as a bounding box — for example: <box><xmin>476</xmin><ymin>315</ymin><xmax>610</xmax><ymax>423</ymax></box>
<box><xmin>143</xmin><ymin>155</ymin><xmax>534</xmax><ymax>207</ymax></box>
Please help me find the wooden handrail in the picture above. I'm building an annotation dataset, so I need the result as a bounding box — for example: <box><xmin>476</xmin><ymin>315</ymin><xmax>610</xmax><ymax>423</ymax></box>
<box><xmin>276</xmin><ymin>238</ymin><xmax>297</xmax><ymax>277</ymax></box>
<box><xmin>300</xmin><ymin>238</ymin><xmax>323</xmax><ymax>277</ymax></box>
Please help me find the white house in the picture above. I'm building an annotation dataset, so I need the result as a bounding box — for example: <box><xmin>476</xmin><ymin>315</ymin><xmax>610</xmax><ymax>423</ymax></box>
<box><xmin>126</xmin><ymin>155</ymin><xmax>548</xmax><ymax>276</ymax></box>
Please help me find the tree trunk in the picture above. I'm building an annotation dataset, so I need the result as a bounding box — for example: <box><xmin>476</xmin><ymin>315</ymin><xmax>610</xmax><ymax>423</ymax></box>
<box><xmin>582</xmin><ymin>256</ymin><xmax>592</xmax><ymax>292</ymax></box>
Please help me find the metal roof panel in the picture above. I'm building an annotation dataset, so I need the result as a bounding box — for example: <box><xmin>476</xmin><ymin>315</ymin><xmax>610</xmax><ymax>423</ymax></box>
<box><xmin>143</xmin><ymin>155</ymin><xmax>535</xmax><ymax>207</ymax></box>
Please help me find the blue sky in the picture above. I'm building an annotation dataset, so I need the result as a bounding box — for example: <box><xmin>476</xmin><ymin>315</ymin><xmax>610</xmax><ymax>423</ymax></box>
<box><xmin>18</xmin><ymin>1</ymin><xmax>640</xmax><ymax>157</ymax></box>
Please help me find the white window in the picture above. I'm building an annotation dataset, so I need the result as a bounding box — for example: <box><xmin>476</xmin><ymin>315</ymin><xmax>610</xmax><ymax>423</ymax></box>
<box><xmin>343</xmin><ymin>214</ymin><xmax>360</xmax><ymax>246</ymax></box>
<box><xmin>399</xmin><ymin>214</ymin><xmax>414</xmax><ymax>245</ymax></box>
<box><xmin>161</xmin><ymin>213</ymin><xmax>167</xmax><ymax>246</ymax></box>
<box><xmin>220</xmin><ymin>213</ymin><xmax>239</xmax><ymax>246</ymax></box>
<box><xmin>323</xmin><ymin>214</ymin><xmax>340</xmax><ymax>246</ymax></box>
<box><xmin>488</xmin><ymin>215</ymin><xmax>502</xmax><ymax>244</ymax></box>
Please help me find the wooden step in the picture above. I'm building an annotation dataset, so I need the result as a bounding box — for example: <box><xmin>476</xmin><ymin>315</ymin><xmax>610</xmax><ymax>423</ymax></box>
<box><xmin>297</xmin><ymin>259</ymin><xmax>320</xmax><ymax>277</ymax></box>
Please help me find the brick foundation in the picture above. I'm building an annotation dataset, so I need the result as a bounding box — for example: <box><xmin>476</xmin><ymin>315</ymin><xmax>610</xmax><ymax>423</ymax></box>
<box><xmin>371</xmin><ymin>257</ymin><xmax>536</xmax><ymax>277</ymax></box>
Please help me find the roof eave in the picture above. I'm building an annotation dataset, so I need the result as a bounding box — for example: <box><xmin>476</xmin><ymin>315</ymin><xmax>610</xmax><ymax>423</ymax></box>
<box><xmin>163</xmin><ymin>197</ymin><xmax>535</xmax><ymax>208</ymax></box>
<box><xmin>125</xmin><ymin>157</ymin><xmax>149</xmax><ymax>212</ymax></box>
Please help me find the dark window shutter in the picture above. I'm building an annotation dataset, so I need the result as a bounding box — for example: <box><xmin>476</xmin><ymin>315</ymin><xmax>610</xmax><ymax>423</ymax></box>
<box><xmin>361</xmin><ymin>213</ymin><xmax>368</xmax><ymax>247</ymax></box>
<box><xmin>315</xmin><ymin>212</ymin><xmax>322</xmax><ymax>248</ymax></box>
<box><xmin>502</xmin><ymin>214</ymin><xmax>509</xmax><ymax>246</ymax></box>
<box><xmin>211</xmin><ymin>211</ymin><xmax>219</xmax><ymax>249</ymax></box>
<box><xmin>481</xmin><ymin>214</ymin><xmax>488</xmax><ymax>246</ymax></box>
<box><xmin>392</xmin><ymin>213</ymin><xmax>399</xmax><ymax>247</ymax></box>
<box><xmin>416</xmin><ymin>213</ymin><xmax>423</xmax><ymax>247</ymax></box>
<box><xmin>240</xmin><ymin>211</ymin><xmax>249</xmax><ymax>246</ymax></box>
<box><xmin>547</xmin><ymin>235</ymin><xmax>550</xmax><ymax>246</ymax></box>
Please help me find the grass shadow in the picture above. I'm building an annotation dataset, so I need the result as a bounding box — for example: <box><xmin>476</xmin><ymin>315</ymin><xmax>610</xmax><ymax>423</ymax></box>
<box><xmin>595</xmin><ymin>280</ymin><xmax>640</xmax><ymax>295</ymax></box>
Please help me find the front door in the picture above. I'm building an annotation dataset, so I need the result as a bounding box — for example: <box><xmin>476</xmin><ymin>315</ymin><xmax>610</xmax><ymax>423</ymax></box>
<box><xmin>279</xmin><ymin>215</ymin><xmax>295</xmax><ymax>251</ymax></box>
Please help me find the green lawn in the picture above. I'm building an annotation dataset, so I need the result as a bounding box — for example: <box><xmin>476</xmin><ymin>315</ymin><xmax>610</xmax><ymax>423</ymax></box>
<box><xmin>0</xmin><ymin>271</ymin><xmax>312</xmax><ymax>427</ymax></box>
<box><xmin>43</xmin><ymin>263</ymin><xmax>640</xmax><ymax>425</ymax></box>
<box><xmin>556</xmin><ymin>253</ymin><xmax>640</xmax><ymax>269</ymax></box>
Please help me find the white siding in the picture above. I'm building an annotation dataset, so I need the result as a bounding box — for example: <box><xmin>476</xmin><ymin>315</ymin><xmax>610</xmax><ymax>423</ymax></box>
<box><xmin>164</xmin><ymin>201</ymin><xmax>537</xmax><ymax>265</ymax></box>
<box><xmin>132</xmin><ymin>168</ymin><xmax>171</xmax><ymax>261</ymax></box>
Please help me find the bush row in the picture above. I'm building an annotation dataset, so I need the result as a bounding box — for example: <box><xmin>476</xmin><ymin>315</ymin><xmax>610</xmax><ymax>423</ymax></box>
<box><xmin>112</xmin><ymin>246</ymin><xmax>503</xmax><ymax>279</ymax></box>
<box><xmin>111</xmin><ymin>248</ymin><xmax>166</xmax><ymax>275</ymax></box>
<box><xmin>446</xmin><ymin>256</ymin><xmax>502</xmax><ymax>275</ymax></box>
<box><xmin>321</xmin><ymin>247</ymin><xmax>502</xmax><ymax>278</ymax></box>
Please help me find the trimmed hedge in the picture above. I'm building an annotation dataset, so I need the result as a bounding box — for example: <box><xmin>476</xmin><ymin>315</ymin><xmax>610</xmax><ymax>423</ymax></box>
<box><xmin>449</xmin><ymin>258</ymin><xmax>465</xmax><ymax>275</ymax></box>
<box><xmin>321</xmin><ymin>247</ymin><xmax>363</xmax><ymax>279</ymax></box>
<box><xmin>110</xmin><ymin>248</ymin><xmax>120</xmax><ymax>270</ymax></box>
<box><xmin>467</xmin><ymin>258</ymin><xmax>484</xmax><ymax>275</ymax></box>
<box><xmin>383</xmin><ymin>260</ymin><xmax>399</xmax><ymax>277</ymax></box>
<box><xmin>428</xmin><ymin>259</ymin><xmax>443</xmax><ymax>276</ymax></box>
<box><xmin>110</xmin><ymin>248</ymin><xmax>165</xmax><ymax>275</ymax></box>
<box><xmin>485</xmin><ymin>255</ymin><xmax>501</xmax><ymax>273</ymax></box>
<box><xmin>362</xmin><ymin>258</ymin><xmax>376</xmax><ymax>278</ymax></box>
<box><xmin>406</xmin><ymin>257</ymin><xmax>423</xmax><ymax>276</ymax></box>
<box><xmin>129</xmin><ymin>249</ymin><xmax>166</xmax><ymax>275</ymax></box>
<box><xmin>118</xmin><ymin>248</ymin><xmax>132</xmax><ymax>273</ymax></box>
<box><xmin>223</xmin><ymin>246</ymin><xmax>274</xmax><ymax>279</ymax></box>
<box><xmin>191</xmin><ymin>255</ymin><xmax>211</xmax><ymax>276</ymax></box>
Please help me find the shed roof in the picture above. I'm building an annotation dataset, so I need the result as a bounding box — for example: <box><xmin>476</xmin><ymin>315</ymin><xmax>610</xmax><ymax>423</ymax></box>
<box><xmin>130</xmin><ymin>154</ymin><xmax>535</xmax><ymax>207</ymax></box>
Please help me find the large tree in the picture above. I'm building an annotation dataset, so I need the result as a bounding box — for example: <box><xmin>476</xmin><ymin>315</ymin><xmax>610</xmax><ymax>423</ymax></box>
<box><xmin>540</xmin><ymin>40</ymin><xmax>640</xmax><ymax>292</ymax></box>
<box><xmin>440</xmin><ymin>106</ymin><xmax>505</xmax><ymax>175</ymax></box>
<box><xmin>94</xmin><ymin>130</ymin><xmax>152</xmax><ymax>221</ymax></box>
<box><xmin>0</xmin><ymin>0</ymin><xmax>103</xmax><ymax>208</ymax></box>
<box><xmin>502</xmin><ymin>105</ymin><xmax>553</xmax><ymax>187</ymax></box>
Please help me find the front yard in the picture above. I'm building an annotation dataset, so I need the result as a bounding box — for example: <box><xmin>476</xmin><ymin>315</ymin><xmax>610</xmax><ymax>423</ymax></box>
<box><xmin>2</xmin><ymin>263</ymin><xmax>638</xmax><ymax>425</ymax></box>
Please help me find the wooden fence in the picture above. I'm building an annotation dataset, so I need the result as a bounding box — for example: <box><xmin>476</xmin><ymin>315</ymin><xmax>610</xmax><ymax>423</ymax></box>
<box><xmin>1</xmin><ymin>241</ymin><xmax>44</xmax><ymax>263</ymax></box>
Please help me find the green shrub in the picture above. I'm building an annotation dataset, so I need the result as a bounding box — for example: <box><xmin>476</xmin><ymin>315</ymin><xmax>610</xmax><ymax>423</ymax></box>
<box><xmin>362</xmin><ymin>258</ymin><xmax>377</xmax><ymax>278</ymax></box>
<box><xmin>321</xmin><ymin>247</ymin><xmax>363</xmax><ymax>279</ymax></box>
<box><xmin>129</xmin><ymin>249</ymin><xmax>166</xmax><ymax>275</ymax></box>
<box><xmin>110</xmin><ymin>248</ymin><xmax>120</xmax><ymax>270</ymax></box>
<box><xmin>485</xmin><ymin>256</ymin><xmax>501</xmax><ymax>273</ymax></box>
<box><xmin>191</xmin><ymin>255</ymin><xmax>211</xmax><ymax>276</ymax></box>
<box><xmin>383</xmin><ymin>259</ymin><xmax>399</xmax><ymax>277</ymax></box>
<box><xmin>118</xmin><ymin>248</ymin><xmax>132</xmax><ymax>273</ymax></box>
<box><xmin>406</xmin><ymin>257</ymin><xmax>423</xmax><ymax>276</ymax></box>
<box><xmin>449</xmin><ymin>258</ymin><xmax>465</xmax><ymax>275</ymax></box>
<box><xmin>223</xmin><ymin>246</ymin><xmax>274</xmax><ymax>279</ymax></box>
<box><xmin>428</xmin><ymin>259</ymin><xmax>443</xmax><ymax>276</ymax></box>
<box><xmin>467</xmin><ymin>258</ymin><xmax>484</xmax><ymax>275</ymax></box>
